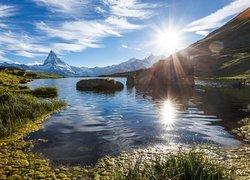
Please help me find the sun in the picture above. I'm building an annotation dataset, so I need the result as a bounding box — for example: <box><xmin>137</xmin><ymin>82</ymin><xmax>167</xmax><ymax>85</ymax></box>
<box><xmin>153</xmin><ymin>27</ymin><xmax>183</xmax><ymax>55</ymax></box>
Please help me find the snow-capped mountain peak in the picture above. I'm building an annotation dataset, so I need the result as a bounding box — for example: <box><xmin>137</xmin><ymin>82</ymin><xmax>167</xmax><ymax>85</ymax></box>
<box><xmin>0</xmin><ymin>51</ymin><xmax>163</xmax><ymax>77</ymax></box>
<box><xmin>44</xmin><ymin>50</ymin><xmax>64</xmax><ymax>65</ymax></box>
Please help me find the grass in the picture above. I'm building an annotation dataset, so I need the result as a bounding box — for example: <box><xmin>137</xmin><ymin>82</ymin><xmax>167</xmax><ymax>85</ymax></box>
<box><xmin>0</xmin><ymin>68</ymin><xmax>62</xmax><ymax>93</ymax></box>
<box><xmin>0</xmin><ymin>93</ymin><xmax>66</xmax><ymax>137</ymax></box>
<box><xmin>32</xmin><ymin>87</ymin><xmax>58</xmax><ymax>98</ymax></box>
<box><xmin>232</xmin><ymin>117</ymin><xmax>250</xmax><ymax>143</ymax></box>
<box><xmin>0</xmin><ymin>68</ymin><xmax>66</xmax><ymax>137</ymax></box>
<box><xmin>112</xmin><ymin>149</ymin><xmax>233</xmax><ymax>180</ymax></box>
<box><xmin>0</xmin><ymin>68</ymin><xmax>62</xmax><ymax>79</ymax></box>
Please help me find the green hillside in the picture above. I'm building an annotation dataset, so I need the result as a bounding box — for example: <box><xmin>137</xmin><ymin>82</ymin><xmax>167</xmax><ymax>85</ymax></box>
<box><xmin>187</xmin><ymin>8</ymin><xmax>250</xmax><ymax>78</ymax></box>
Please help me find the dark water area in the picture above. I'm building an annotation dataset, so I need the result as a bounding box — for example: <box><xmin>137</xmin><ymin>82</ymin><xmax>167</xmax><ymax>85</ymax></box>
<box><xmin>27</xmin><ymin>78</ymin><xmax>250</xmax><ymax>166</ymax></box>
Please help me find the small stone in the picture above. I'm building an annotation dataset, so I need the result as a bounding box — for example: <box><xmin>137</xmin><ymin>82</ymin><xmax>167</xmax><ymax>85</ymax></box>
<box><xmin>10</xmin><ymin>174</ymin><xmax>22</xmax><ymax>180</ymax></box>
<box><xmin>57</xmin><ymin>173</ymin><xmax>67</xmax><ymax>178</ymax></box>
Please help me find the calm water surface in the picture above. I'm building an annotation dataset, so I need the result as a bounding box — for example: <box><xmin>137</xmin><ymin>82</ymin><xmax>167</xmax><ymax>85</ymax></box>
<box><xmin>27</xmin><ymin>78</ymin><xmax>249</xmax><ymax>166</ymax></box>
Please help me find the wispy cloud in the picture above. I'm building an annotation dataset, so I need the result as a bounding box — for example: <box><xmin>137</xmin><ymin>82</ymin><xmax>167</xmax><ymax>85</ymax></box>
<box><xmin>0</xmin><ymin>51</ymin><xmax>10</xmax><ymax>62</ymax></box>
<box><xmin>15</xmin><ymin>51</ymin><xmax>47</xmax><ymax>58</ymax></box>
<box><xmin>35</xmin><ymin>16</ymin><xmax>143</xmax><ymax>53</ymax></box>
<box><xmin>0</xmin><ymin>4</ymin><xmax>16</xmax><ymax>17</ymax></box>
<box><xmin>0</xmin><ymin>31</ymin><xmax>51</xmax><ymax>61</ymax></box>
<box><xmin>26</xmin><ymin>61</ymin><xmax>43</xmax><ymax>65</ymax></box>
<box><xmin>101</xmin><ymin>0</ymin><xmax>156</xmax><ymax>19</ymax></box>
<box><xmin>195</xmin><ymin>30</ymin><xmax>209</xmax><ymax>36</ymax></box>
<box><xmin>105</xmin><ymin>16</ymin><xmax>142</xmax><ymax>30</ymax></box>
<box><xmin>0</xmin><ymin>4</ymin><xmax>16</xmax><ymax>29</ymax></box>
<box><xmin>33</xmin><ymin>0</ymin><xmax>90</xmax><ymax>15</ymax></box>
<box><xmin>0</xmin><ymin>0</ymin><xmax>158</xmax><ymax>61</ymax></box>
<box><xmin>122</xmin><ymin>44</ymin><xmax>141</xmax><ymax>51</ymax></box>
<box><xmin>184</xmin><ymin>0</ymin><xmax>250</xmax><ymax>33</ymax></box>
<box><xmin>122</xmin><ymin>44</ymin><xmax>128</xmax><ymax>48</ymax></box>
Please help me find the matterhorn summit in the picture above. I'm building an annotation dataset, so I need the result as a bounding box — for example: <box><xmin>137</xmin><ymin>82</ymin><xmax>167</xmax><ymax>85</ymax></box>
<box><xmin>44</xmin><ymin>50</ymin><xmax>65</xmax><ymax>65</ymax></box>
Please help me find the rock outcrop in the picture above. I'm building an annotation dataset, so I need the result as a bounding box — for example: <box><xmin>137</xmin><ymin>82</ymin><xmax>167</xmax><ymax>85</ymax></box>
<box><xmin>129</xmin><ymin>53</ymin><xmax>194</xmax><ymax>86</ymax></box>
<box><xmin>76</xmin><ymin>79</ymin><xmax>124</xmax><ymax>91</ymax></box>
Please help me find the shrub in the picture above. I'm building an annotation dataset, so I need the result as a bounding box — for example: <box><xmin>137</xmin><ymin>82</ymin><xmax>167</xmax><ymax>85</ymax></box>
<box><xmin>32</xmin><ymin>87</ymin><xmax>58</xmax><ymax>98</ymax></box>
<box><xmin>0</xmin><ymin>93</ymin><xmax>66</xmax><ymax>137</ymax></box>
<box><xmin>114</xmin><ymin>149</ymin><xmax>234</xmax><ymax>180</ymax></box>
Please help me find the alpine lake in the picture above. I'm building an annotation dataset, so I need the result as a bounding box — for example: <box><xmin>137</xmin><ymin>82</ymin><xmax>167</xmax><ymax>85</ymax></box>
<box><xmin>26</xmin><ymin>77</ymin><xmax>250</xmax><ymax>166</ymax></box>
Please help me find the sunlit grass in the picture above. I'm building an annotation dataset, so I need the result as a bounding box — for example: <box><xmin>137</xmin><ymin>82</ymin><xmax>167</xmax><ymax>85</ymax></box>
<box><xmin>32</xmin><ymin>87</ymin><xmax>58</xmax><ymax>98</ymax></box>
<box><xmin>113</xmin><ymin>149</ymin><xmax>234</xmax><ymax>180</ymax></box>
<box><xmin>0</xmin><ymin>93</ymin><xmax>66</xmax><ymax>137</ymax></box>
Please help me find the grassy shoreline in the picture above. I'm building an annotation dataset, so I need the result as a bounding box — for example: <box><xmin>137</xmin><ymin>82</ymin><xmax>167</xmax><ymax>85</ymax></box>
<box><xmin>196</xmin><ymin>74</ymin><xmax>250</xmax><ymax>81</ymax></box>
<box><xmin>232</xmin><ymin>118</ymin><xmax>250</xmax><ymax>143</ymax></box>
<box><xmin>0</xmin><ymin>68</ymin><xmax>65</xmax><ymax>137</ymax></box>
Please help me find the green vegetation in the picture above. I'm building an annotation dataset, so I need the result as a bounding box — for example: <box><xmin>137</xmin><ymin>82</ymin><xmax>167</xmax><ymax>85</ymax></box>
<box><xmin>0</xmin><ymin>68</ymin><xmax>62</xmax><ymax>94</ymax></box>
<box><xmin>113</xmin><ymin>149</ymin><xmax>233</xmax><ymax>180</ymax></box>
<box><xmin>99</xmin><ymin>69</ymin><xmax>145</xmax><ymax>77</ymax></box>
<box><xmin>199</xmin><ymin>74</ymin><xmax>250</xmax><ymax>81</ymax></box>
<box><xmin>0</xmin><ymin>93</ymin><xmax>66</xmax><ymax>137</ymax></box>
<box><xmin>215</xmin><ymin>52</ymin><xmax>250</xmax><ymax>77</ymax></box>
<box><xmin>93</xmin><ymin>146</ymin><xmax>250</xmax><ymax>180</ymax></box>
<box><xmin>32</xmin><ymin>86</ymin><xmax>58</xmax><ymax>98</ymax></box>
<box><xmin>0</xmin><ymin>68</ymin><xmax>62</xmax><ymax>79</ymax></box>
<box><xmin>232</xmin><ymin>118</ymin><xmax>250</xmax><ymax>143</ymax></box>
<box><xmin>0</xmin><ymin>68</ymin><xmax>66</xmax><ymax>137</ymax></box>
<box><xmin>0</xmin><ymin>113</ymin><xmax>91</xmax><ymax>180</ymax></box>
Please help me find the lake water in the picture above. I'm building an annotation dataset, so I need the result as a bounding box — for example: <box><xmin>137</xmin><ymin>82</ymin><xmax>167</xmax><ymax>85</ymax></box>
<box><xmin>27</xmin><ymin>78</ymin><xmax>249</xmax><ymax>166</ymax></box>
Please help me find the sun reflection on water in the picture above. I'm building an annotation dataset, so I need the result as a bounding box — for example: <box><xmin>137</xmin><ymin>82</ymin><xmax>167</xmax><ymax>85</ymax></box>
<box><xmin>161</xmin><ymin>99</ymin><xmax>176</xmax><ymax>126</ymax></box>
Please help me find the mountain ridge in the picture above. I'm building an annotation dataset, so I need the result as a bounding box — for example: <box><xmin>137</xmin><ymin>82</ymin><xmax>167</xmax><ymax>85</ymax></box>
<box><xmin>187</xmin><ymin>7</ymin><xmax>250</xmax><ymax>77</ymax></box>
<box><xmin>0</xmin><ymin>51</ymin><xmax>164</xmax><ymax>77</ymax></box>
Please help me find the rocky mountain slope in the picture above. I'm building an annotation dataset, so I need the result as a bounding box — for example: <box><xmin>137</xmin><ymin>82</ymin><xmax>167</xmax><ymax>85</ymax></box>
<box><xmin>0</xmin><ymin>51</ymin><xmax>163</xmax><ymax>77</ymax></box>
<box><xmin>187</xmin><ymin>7</ymin><xmax>250</xmax><ymax>77</ymax></box>
<box><xmin>134</xmin><ymin>7</ymin><xmax>250</xmax><ymax>81</ymax></box>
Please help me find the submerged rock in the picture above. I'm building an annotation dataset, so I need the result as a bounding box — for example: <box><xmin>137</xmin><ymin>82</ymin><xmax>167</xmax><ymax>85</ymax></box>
<box><xmin>76</xmin><ymin>79</ymin><xmax>124</xmax><ymax>91</ymax></box>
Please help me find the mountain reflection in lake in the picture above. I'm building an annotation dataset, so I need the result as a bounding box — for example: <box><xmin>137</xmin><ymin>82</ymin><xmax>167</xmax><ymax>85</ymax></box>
<box><xmin>27</xmin><ymin>78</ymin><xmax>249</xmax><ymax>166</ymax></box>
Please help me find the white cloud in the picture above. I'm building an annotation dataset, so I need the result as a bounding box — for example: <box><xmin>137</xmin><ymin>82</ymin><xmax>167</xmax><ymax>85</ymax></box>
<box><xmin>102</xmin><ymin>0</ymin><xmax>156</xmax><ymax>19</ymax></box>
<box><xmin>0</xmin><ymin>4</ymin><xmax>16</xmax><ymax>17</ymax></box>
<box><xmin>15</xmin><ymin>51</ymin><xmax>47</xmax><ymax>58</ymax></box>
<box><xmin>33</xmin><ymin>0</ymin><xmax>90</xmax><ymax>14</ymax></box>
<box><xmin>0</xmin><ymin>31</ymin><xmax>51</xmax><ymax>59</ymax></box>
<box><xmin>122</xmin><ymin>44</ymin><xmax>141</xmax><ymax>51</ymax></box>
<box><xmin>26</xmin><ymin>61</ymin><xmax>43</xmax><ymax>65</ymax></box>
<box><xmin>134</xmin><ymin>47</ymin><xmax>141</xmax><ymax>51</ymax></box>
<box><xmin>95</xmin><ymin>6</ymin><xmax>107</xmax><ymax>15</ymax></box>
<box><xmin>0</xmin><ymin>54</ymin><xmax>10</xmax><ymax>62</ymax></box>
<box><xmin>0</xmin><ymin>1</ymin><xmax>158</xmax><ymax>61</ymax></box>
<box><xmin>105</xmin><ymin>16</ymin><xmax>142</xmax><ymax>30</ymax></box>
<box><xmin>0</xmin><ymin>50</ymin><xmax>10</xmax><ymax>62</ymax></box>
<box><xmin>195</xmin><ymin>30</ymin><xmax>209</xmax><ymax>36</ymax></box>
<box><xmin>35</xmin><ymin>16</ymin><xmax>143</xmax><ymax>52</ymax></box>
<box><xmin>184</xmin><ymin>0</ymin><xmax>250</xmax><ymax>32</ymax></box>
<box><xmin>122</xmin><ymin>44</ymin><xmax>128</xmax><ymax>48</ymax></box>
<box><xmin>0</xmin><ymin>4</ymin><xmax>16</xmax><ymax>29</ymax></box>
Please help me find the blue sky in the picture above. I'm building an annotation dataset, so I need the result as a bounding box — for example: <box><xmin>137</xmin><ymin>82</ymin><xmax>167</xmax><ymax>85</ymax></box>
<box><xmin>0</xmin><ymin>0</ymin><xmax>249</xmax><ymax>67</ymax></box>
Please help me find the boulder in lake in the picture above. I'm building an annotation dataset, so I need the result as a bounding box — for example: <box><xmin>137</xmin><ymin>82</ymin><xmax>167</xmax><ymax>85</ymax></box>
<box><xmin>76</xmin><ymin>79</ymin><xmax>124</xmax><ymax>91</ymax></box>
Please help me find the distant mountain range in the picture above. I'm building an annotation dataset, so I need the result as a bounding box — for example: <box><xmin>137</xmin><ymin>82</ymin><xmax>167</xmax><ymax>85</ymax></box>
<box><xmin>0</xmin><ymin>51</ymin><xmax>164</xmax><ymax>77</ymax></box>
